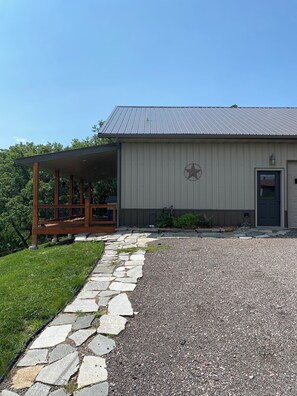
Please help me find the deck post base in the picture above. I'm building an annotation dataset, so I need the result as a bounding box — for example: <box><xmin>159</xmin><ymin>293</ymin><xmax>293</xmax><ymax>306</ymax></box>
<box><xmin>51</xmin><ymin>236</ymin><xmax>59</xmax><ymax>244</ymax></box>
<box><xmin>29</xmin><ymin>244</ymin><xmax>38</xmax><ymax>250</ymax></box>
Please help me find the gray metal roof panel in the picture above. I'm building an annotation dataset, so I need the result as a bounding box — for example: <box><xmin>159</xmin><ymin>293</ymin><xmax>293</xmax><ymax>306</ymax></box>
<box><xmin>99</xmin><ymin>106</ymin><xmax>297</xmax><ymax>137</ymax></box>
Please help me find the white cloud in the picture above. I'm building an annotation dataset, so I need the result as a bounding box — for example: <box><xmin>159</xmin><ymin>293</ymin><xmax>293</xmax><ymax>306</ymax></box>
<box><xmin>13</xmin><ymin>136</ymin><xmax>27</xmax><ymax>144</ymax></box>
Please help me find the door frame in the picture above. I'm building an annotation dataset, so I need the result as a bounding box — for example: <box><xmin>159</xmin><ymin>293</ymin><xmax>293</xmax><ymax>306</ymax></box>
<box><xmin>254</xmin><ymin>168</ymin><xmax>285</xmax><ymax>227</ymax></box>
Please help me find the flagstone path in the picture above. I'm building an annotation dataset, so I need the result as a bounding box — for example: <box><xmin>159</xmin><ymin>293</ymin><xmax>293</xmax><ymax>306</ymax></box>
<box><xmin>0</xmin><ymin>232</ymin><xmax>157</xmax><ymax>396</ymax></box>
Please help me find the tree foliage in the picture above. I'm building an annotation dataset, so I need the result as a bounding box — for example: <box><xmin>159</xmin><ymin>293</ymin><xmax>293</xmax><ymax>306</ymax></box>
<box><xmin>0</xmin><ymin>123</ymin><xmax>116</xmax><ymax>254</ymax></box>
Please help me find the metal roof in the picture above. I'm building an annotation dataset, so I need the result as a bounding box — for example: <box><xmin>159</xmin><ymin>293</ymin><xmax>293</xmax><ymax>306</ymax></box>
<box><xmin>99</xmin><ymin>106</ymin><xmax>297</xmax><ymax>138</ymax></box>
<box><xmin>16</xmin><ymin>144</ymin><xmax>117</xmax><ymax>182</ymax></box>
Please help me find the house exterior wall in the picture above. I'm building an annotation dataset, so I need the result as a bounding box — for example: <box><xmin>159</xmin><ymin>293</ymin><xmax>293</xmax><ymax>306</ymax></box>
<box><xmin>120</xmin><ymin>141</ymin><xmax>297</xmax><ymax>226</ymax></box>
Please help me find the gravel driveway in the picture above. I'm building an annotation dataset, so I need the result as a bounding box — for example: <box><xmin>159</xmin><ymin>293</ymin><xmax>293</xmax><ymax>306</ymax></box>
<box><xmin>107</xmin><ymin>238</ymin><xmax>297</xmax><ymax>396</ymax></box>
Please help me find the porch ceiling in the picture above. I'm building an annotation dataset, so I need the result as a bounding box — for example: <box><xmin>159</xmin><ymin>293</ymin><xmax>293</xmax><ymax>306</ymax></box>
<box><xmin>16</xmin><ymin>144</ymin><xmax>118</xmax><ymax>182</ymax></box>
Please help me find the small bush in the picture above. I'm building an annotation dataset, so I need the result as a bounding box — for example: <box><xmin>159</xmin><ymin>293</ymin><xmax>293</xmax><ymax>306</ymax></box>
<box><xmin>173</xmin><ymin>213</ymin><xmax>198</xmax><ymax>229</ymax></box>
<box><xmin>155</xmin><ymin>213</ymin><xmax>174</xmax><ymax>228</ymax></box>
<box><xmin>196</xmin><ymin>213</ymin><xmax>213</xmax><ymax>228</ymax></box>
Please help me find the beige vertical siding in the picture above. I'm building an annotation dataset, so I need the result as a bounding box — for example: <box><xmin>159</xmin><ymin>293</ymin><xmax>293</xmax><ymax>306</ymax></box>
<box><xmin>121</xmin><ymin>141</ymin><xmax>297</xmax><ymax>210</ymax></box>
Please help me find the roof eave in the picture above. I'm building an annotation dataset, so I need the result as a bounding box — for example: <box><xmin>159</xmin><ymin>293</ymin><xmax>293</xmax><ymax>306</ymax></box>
<box><xmin>99</xmin><ymin>133</ymin><xmax>297</xmax><ymax>140</ymax></box>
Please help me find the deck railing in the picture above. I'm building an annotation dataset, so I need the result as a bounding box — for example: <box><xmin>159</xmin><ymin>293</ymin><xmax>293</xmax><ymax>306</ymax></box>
<box><xmin>37</xmin><ymin>198</ymin><xmax>117</xmax><ymax>227</ymax></box>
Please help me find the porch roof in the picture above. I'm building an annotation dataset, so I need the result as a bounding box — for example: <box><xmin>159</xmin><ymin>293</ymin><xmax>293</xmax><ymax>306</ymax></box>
<box><xmin>16</xmin><ymin>144</ymin><xmax>118</xmax><ymax>182</ymax></box>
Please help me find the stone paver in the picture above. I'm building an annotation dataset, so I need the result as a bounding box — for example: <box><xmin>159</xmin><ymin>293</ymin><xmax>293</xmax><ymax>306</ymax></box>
<box><xmin>97</xmin><ymin>314</ymin><xmax>127</xmax><ymax>335</ymax></box>
<box><xmin>17</xmin><ymin>349</ymin><xmax>48</xmax><ymax>367</ymax></box>
<box><xmin>126</xmin><ymin>266</ymin><xmax>143</xmax><ymax>279</ymax></box>
<box><xmin>64</xmin><ymin>299</ymin><xmax>98</xmax><ymax>313</ymax></box>
<box><xmin>109</xmin><ymin>282</ymin><xmax>136</xmax><ymax>292</ymax></box>
<box><xmin>1</xmin><ymin>232</ymin><xmax>154</xmax><ymax>395</ymax></box>
<box><xmin>72</xmin><ymin>314</ymin><xmax>95</xmax><ymax>330</ymax></box>
<box><xmin>30</xmin><ymin>325</ymin><xmax>72</xmax><ymax>349</ymax></box>
<box><xmin>50</xmin><ymin>314</ymin><xmax>77</xmax><ymax>326</ymax></box>
<box><xmin>12</xmin><ymin>366</ymin><xmax>43</xmax><ymax>389</ymax></box>
<box><xmin>83</xmin><ymin>281</ymin><xmax>110</xmax><ymax>291</ymax></box>
<box><xmin>98</xmin><ymin>296</ymin><xmax>110</xmax><ymax>307</ymax></box>
<box><xmin>108</xmin><ymin>293</ymin><xmax>133</xmax><ymax>316</ymax></box>
<box><xmin>48</xmin><ymin>344</ymin><xmax>76</xmax><ymax>364</ymax></box>
<box><xmin>24</xmin><ymin>382</ymin><xmax>51</xmax><ymax>396</ymax></box>
<box><xmin>69</xmin><ymin>329</ymin><xmax>96</xmax><ymax>346</ymax></box>
<box><xmin>77</xmin><ymin>356</ymin><xmax>107</xmax><ymax>389</ymax></box>
<box><xmin>36</xmin><ymin>352</ymin><xmax>79</xmax><ymax>385</ymax></box>
<box><xmin>77</xmin><ymin>290</ymin><xmax>99</xmax><ymax>299</ymax></box>
<box><xmin>99</xmin><ymin>290</ymin><xmax>119</xmax><ymax>297</ymax></box>
<box><xmin>88</xmin><ymin>334</ymin><xmax>116</xmax><ymax>356</ymax></box>
<box><xmin>73</xmin><ymin>382</ymin><xmax>109</xmax><ymax>396</ymax></box>
<box><xmin>49</xmin><ymin>389</ymin><xmax>68</xmax><ymax>396</ymax></box>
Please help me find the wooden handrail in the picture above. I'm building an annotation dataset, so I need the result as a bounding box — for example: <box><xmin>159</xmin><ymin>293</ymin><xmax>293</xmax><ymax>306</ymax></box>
<box><xmin>38</xmin><ymin>202</ymin><xmax>117</xmax><ymax>226</ymax></box>
<box><xmin>39</xmin><ymin>204</ymin><xmax>85</xmax><ymax>209</ymax></box>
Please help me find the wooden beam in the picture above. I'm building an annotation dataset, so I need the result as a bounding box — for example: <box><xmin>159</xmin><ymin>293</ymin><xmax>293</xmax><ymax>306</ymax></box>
<box><xmin>54</xmin><ymin>170</ymin><xmax>59</xmax><ymax>220</ymax></box>
<box><xmin>32</xmin><ymin>162</ymin><xmax>39</xmax><ymax>247</ymax></box>
<box><xmin>69</xmin><ymin>175</ymin><xmax>73</xmax><ymax>217</ymax></box>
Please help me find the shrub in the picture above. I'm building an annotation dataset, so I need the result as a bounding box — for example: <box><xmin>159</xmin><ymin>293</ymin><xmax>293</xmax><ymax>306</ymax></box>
<box><xmin>196</xmin><ymin>213</ymin><xmax>213</xmax><ymax>228</ymax></box>
<box><xmin>155</xmin><ymin>213</ymin><xmax>174</xmax><ymax>228</ymax></box>
<box><xmin>173</xmin><ymin>213</ymin><xmax>213</xmax><ymax>229</ymax></box>
<box><xmin>173</xmin><ymin>213</ymin><xmax>198</xmax><ymax>229</ymax></box>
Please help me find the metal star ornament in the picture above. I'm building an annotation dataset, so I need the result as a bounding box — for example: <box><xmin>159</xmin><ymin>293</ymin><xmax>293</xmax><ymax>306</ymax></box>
<box><xmin>184</xmin><ymin>163</ymin><xmax>202</xmax><ymax>181</ymax></box>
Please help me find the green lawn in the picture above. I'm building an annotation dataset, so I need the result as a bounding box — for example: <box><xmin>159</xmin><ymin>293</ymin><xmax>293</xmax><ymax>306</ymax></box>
<box><xmin>0</xmin><ymin>241</ymin><xmax>104</xmax><ymax>377</ymax></box>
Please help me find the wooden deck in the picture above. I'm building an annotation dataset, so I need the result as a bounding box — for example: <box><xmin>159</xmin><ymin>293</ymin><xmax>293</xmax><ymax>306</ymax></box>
<box><xmin>34</xmin><ymin>203</ymin><xmax>117</xmax><ymax>235</ymax></box>
<box><xmin>31</xmin><ymin>162</ymin><xmax>117</xmax><ymax>246</ymax></box>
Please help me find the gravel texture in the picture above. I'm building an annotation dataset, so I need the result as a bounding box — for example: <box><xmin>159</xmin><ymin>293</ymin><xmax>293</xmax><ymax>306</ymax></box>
<box><xmin>107</xmin><ymin>238</ymin><xmax>297</xmax><ymax>396</ymax></box>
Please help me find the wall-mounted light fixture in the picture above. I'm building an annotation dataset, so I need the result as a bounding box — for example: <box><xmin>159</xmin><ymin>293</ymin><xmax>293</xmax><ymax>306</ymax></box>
<box><xmin>269</xmin><ymin>154</ymin><xmax>276</xmax><ymax>166</ymax></box>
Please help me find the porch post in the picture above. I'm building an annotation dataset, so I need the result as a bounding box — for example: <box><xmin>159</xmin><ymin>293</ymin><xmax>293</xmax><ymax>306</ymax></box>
<box><xmin>31</xmin><ymin>162</ymin><xmax>39</xmax><ymax>248</ymax></box>
<box><xmin>80</xmin><ymin>179</ymin><xmax>84</xmax><ymax>215</ymax></box>
<box><xmin>69</xmin><ymin>175</ymin><xmax>73</xmax><ymax>217</ymax></box>
<box><xmin>54</xmin><ymin>170</ymin><xmax>59</xmax><ymax>220</ymax></box>
<box><xmin>88</xmin><ymin>182</ymin><xmax>92</xmax><ymax>201</ymax></box>
<box><xmin>84</xmin><ymin>197</ymin><xmax>90</xmax><ymax>228</ymax></box>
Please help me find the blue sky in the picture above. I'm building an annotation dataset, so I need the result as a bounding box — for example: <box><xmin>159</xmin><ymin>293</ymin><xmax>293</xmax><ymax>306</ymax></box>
<box><xmin>0</xmin><ymin>0</ymin><xmax>296</xmax><ymax>149</ymax></box>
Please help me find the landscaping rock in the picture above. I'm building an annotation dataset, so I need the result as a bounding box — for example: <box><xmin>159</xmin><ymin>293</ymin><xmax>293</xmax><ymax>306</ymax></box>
<box><xmin>1</xmin><ymin>391</ymin><xmax>20</xmax><ymax>396</ymax></box>
<box><xmin>74</xmin><ymin>382</ymin><xmax>109</xmax><ymax>396</ymax></box>
<box><xmin>77</xmin><ymin>356</ymin><xmax>107</xmax><ymax>389</ymax></box>
<box><xmin>97</xmin><ymin>315</ymin><xmax>126</xmax><ymax>335</ymax></box>
<box><xmin>72</xmin><ymin>314</ymin><xmax>95</xmax><ymax>330</ymax></box>
<box><xmin>109</xmin><ymin>282</ymin><xmax>136</xmax><ymax>292</ymax></box>
<box><xmin>24</xmin><ymin>382</ymin><xmax>51</xmax><ymax>396</ymax></box>
<box><xmin>30</xmin><ymin>325</ymin><xmax>72</xmax><ymax>349</ymax></box>
<box><xmin>108</xmin><ymin>293</ymin><xmax>133</xmax><ymax>316</ymax></box>
<box><xmin>17</xmin><ymin>349</ymin><xmax>48</xmax><ymax>367</ymax></box>
<box><xmin>48</xmin><ymin>344</ymin><xmax>76</xmax><ymax>364</ymax></box>
<box><xmin>64</xmin><ymin>299</ymin><xmax>98</xmax><ymax>313</ymax></box>
<box><xmin>69</xmin><ymin>329</ymin><xmax>96</xmax><ymax>346</ymax></box>
<box><xmin>12</xmin><ymin>366</ymin><xmax>43</xmax><ymax>389</ymax></box>
<box><xmin>88</xmin><ymin>334</ymin><xmax>116</xmax><ymax>356</ymax></box>
<box><xmin>36</xmin><ymin>352</ymin><xmax>79</xmax><ymax>386</ymax></box>
<box><xmin>115</xmin><ymin>277</ymin><xmax>137</xmax><ymax>283</ymax></box>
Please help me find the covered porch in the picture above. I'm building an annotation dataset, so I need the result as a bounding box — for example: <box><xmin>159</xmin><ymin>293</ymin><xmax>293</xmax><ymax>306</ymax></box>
<box><xmin>16</xmin><ymin>144</ymin><xmax>118</xmax><ymax>246</ymax></box>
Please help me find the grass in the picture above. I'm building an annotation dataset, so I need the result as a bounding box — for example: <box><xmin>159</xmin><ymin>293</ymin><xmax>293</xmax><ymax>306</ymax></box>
<box><xmin>0</xmin><ymin>241</ymin><xmax>104</xmax><ymax>378</ymax></box>
<box><xmin>117</xmin><ymin>244</ymin><xmax>170</xmax><ymax>255</ymax></box>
